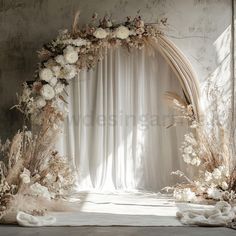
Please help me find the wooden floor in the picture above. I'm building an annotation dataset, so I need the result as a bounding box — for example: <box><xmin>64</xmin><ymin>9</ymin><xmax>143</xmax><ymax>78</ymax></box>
<box><xmin>0</xmin><ymin>226</ymin><xmax>235</xmax><ymax>236</ymax></box>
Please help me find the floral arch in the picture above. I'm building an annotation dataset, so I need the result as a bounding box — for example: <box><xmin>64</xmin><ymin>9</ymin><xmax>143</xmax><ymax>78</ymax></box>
<box><xmin>0</xmin><ymin>13</ymin><xmax>235</xmax><ymax>225</ymax></box>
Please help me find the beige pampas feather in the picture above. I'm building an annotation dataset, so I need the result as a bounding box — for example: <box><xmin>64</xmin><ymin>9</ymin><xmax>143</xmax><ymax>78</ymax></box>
<box><xmin>164</xmin><ymin>91</ymin><xmax>188</xmax><ymax>108</ymax></box>
<box><xmin>72</xmin><ymin>10</ymin><xmax>80</xmax><ymax>36</ymax></box>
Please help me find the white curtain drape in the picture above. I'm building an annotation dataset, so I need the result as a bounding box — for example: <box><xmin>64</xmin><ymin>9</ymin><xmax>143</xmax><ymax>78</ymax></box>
<box><xmin>57</xmin><ymin>46</ymin><xmax>191</xmax><ymax>192</ymax></box>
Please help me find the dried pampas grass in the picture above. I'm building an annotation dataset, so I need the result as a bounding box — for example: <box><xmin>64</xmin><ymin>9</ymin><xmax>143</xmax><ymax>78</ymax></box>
<box><xmin>164</xmin><ymin>91</ymin><xmax>236</xmax><ymax>201</ymax></box>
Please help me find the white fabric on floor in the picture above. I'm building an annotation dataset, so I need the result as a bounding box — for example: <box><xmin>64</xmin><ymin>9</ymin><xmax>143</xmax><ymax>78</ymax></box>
<box><xmin>16</xmin><ymin>192</ymin><xmax>217</xmax><ymax>227</ymax></box>
<box><xmin>57</xmin><ymin>46</ymin><xmax>191</xmax><ymax>192</ymax></box>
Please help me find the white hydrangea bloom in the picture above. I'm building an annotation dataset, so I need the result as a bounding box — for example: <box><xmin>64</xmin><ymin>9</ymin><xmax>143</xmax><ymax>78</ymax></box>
<box><xmin>63</xmin><ymin>45</ymin><xmax>78</xmax><ymax>64</ymax></box>
<box><xmin>93</xmin><ymin>28</ymin><xmax>109</xmax><ymax>39</ymax></box>
<box><xmin>39</xmin><ymin>68</ymin><xmax>53</xmax><ymax>82</ymax></box>
<box><xmin>40</xmin><ymin>84</ymin><xmax>55</xmax><ymax>100</ymax></box>
<box><xmin>114</xmin><ymin>26</ymin><xmax>130</xmax><ymax>39</ymax></box>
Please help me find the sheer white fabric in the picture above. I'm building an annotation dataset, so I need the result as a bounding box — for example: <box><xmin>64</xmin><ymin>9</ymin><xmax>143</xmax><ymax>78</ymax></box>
<box><xmin>57</xmin><ymin>47</ymin><xmax>190</xmax><ymax>192</ymax></box>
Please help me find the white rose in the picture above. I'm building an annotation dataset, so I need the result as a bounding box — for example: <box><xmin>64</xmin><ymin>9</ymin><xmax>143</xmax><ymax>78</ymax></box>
<box><xmin>40</xmin><ymin>84</ymin><xmax>55</xmax><ymax>100</ymax></box>
<box><xmin>205</xmin><ymin>171</ymin><xmax>212</xmax><ymax>182</ymax></box>
<box><xmin>174</xmin><ymin>188</ymin><xmax>196</xmax><ymax>202</ymax></box>
<box><xmin>54</xmin><ymin>82</ymin><xmax>65</xmax><ymax>94</ymax></box>
<box><xmin>51</xmin><ymin>66</ymin><xmax>61</xmax><ymax>77</ymax></box>
<box><xmin>62</xmin><ymin>64</ymin><xmax>77</xmax><ymax>80</ymax></box>
<box><xmin>191</xmin><ymin>157</ymin><xmax>201</xmax><ymax>166</ymax></box>
<box><xmin>20</xmin><ymin>174</ymin><xmax>30</xmax><ymax>184</ymax></box>
<box><xmin>212</xmin><ymin>168</ymin><xmax>221</xmax><ymax>179</ymax></box>
<box><xmin>221</xmin><ymin>181</ymin><xmax>228</xmax><ymax>190</ymax></box>
<box><xmin>183</xmin><ymin>154</ymin><xmax>191</xmax><ymax>164</ymax></box>
<box><xmin>93</xmin><ymin>28</ymin><xmax>109</xmax><ymax>39</ymax></box>
<box><xmin>35</xmin><ymin>97</ymin><xmax>46</xmax><ymax>108</ymax></box>
<box><xmin>218</xmin><ymin>166</ymin><xmax>229</xmax><ymax>177</ymax></box>
<box><xmin>20</xmin><ymin>168</ymin><xmax>31</xmax><ymax>184</ymax></box>
<box><xmin>63</xmin><ymin>45</ymin><xmax>78</xmax><ymax>64</ymax></box>
<box><xmin>183</xmin><ymin>146</ymin><xmax>193</xmax><ymax>154</ymax></box>
<box><xmin>114</xmin><ymin>26</ymin><xmax>130</xmax><ymax>39</ymax></box>
<box><xmin>39</xmin><ymin>68</ymin><xmax>53</xmax><ymax>82</ymax></box>
<box><xmin>184</xmin><ymin>133</ymin><xmax>197</xmax><ymax>145</ymax></box>
<box><xmin>195</xmin><ymin>158</ymin><xmax>201</xmax><ymax>166</ymax></box>
<box><xmin>55</xmin><ymin>55</ymin><xmax>67</xmax><ymax>66</ymax></box>
<box><xmin>71</xmin><ymin>38</ymin><xmax>88</xmax><ymax>47</ymax></box>
<box><xmin>49</xmin><ymin>77</ymin><xmax>57</xmax><ymax>87</ymax></box>
<box><xmin>191</xmin><ymin>158</ymin><xmax>197</xmax><ymax>166</ymax></box>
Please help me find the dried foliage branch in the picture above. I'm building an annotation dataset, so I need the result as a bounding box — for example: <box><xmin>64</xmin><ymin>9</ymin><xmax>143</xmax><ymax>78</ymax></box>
<box><xmin>164</xmin><ymin>92</ymin><xmax>235</xmax><ymax>203</ymax></box>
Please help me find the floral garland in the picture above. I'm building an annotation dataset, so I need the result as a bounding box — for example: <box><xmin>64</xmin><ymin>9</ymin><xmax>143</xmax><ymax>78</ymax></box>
<box><xmin>0</xmin><ymin>13</ymin><xmax>166</xmax><ymax>221</ymax></box>
<box><xmin>20</xmin><ymin>14</ymin><xmax>163</xmax><ymax>117</ymax></box>
<box><xmin>0</xmin><ymin>11</ymin><xmax>235</xmax><ymax>225</ymax></box>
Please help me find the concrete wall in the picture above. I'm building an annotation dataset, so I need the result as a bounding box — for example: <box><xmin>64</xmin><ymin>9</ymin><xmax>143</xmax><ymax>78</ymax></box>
<box><xmin>0</xmin><ymin>0</ymin><xmax>234</xmax><ymax>140</ymax></box>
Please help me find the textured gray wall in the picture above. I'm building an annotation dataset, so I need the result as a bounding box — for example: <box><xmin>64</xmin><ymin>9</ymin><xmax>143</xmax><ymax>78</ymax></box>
<box><xmin>0</xmin><ymin>0</ymin><xmax>233</xmax><ymax>140</ymax></box>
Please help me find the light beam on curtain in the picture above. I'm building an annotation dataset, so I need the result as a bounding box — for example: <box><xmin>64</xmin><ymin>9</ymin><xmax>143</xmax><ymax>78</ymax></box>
<box><xmin>57</xmin><ymin>46</ymin><xmax>191</xmax><ymax>192</ymax></box>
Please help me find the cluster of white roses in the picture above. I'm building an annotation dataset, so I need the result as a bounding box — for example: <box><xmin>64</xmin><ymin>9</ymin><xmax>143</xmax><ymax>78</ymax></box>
<box><xmin>19</xmin><ymin>168</ymin><xmax>52</xmax><ymax>199</ymax></box>
<box><xmin>20</xmin><ymin>44</ymin><xmax>80</xmax><ymax>114</ymax></box>
<box><xmin>93</xmin><ymin>25</ymin><xmax>132</xmax><ymax>39</ymax></box>
<box><xmin>192</xmin><ymin>166</ymin><xmax>229</xmax><ymax>200</ymax></box>
<box><xmin>204</xmin><ymin>166</ymin><xmax>229</xmax><ymax>189</ymax></box>
<box><xmin>174</xmin><ymin>188</ymin><xmax>196</xmax><ymax>202</ymax></box>
<box><xmin>37</xmin><ymin>44</ymin><xmax>79</xmax><ymax>104</ymax></box>
<box><xmin>24</xmin><ymin>18</ymin><xmax>149</xmax><ymax>113</ymax></box>
<box><xmin>181</xmin><ymin>133</ymin><xmax>201</xmax><ymax>166</ymax></box>
<box><xmin>204</xmin><ymin>166</ymin><xmax>229</xmax><ymax>199</ymax></box>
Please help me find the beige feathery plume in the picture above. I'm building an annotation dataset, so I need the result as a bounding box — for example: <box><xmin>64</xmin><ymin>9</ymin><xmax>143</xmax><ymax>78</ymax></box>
<box><xmin>72</xmin><ymin>10</ymin><xmax>80</xmax><ymax>36</ymax></box>
<box><xmin>164</xmin><ymin>91</ymin><xmax>188</xmax><ymax>108</ymax></box>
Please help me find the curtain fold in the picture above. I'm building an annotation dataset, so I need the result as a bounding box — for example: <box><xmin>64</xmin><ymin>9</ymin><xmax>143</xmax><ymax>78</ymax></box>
<box><xmin>57</xmin><ymin>46</ymin><xmax>191</xmax><ymax>192</ymax></box>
